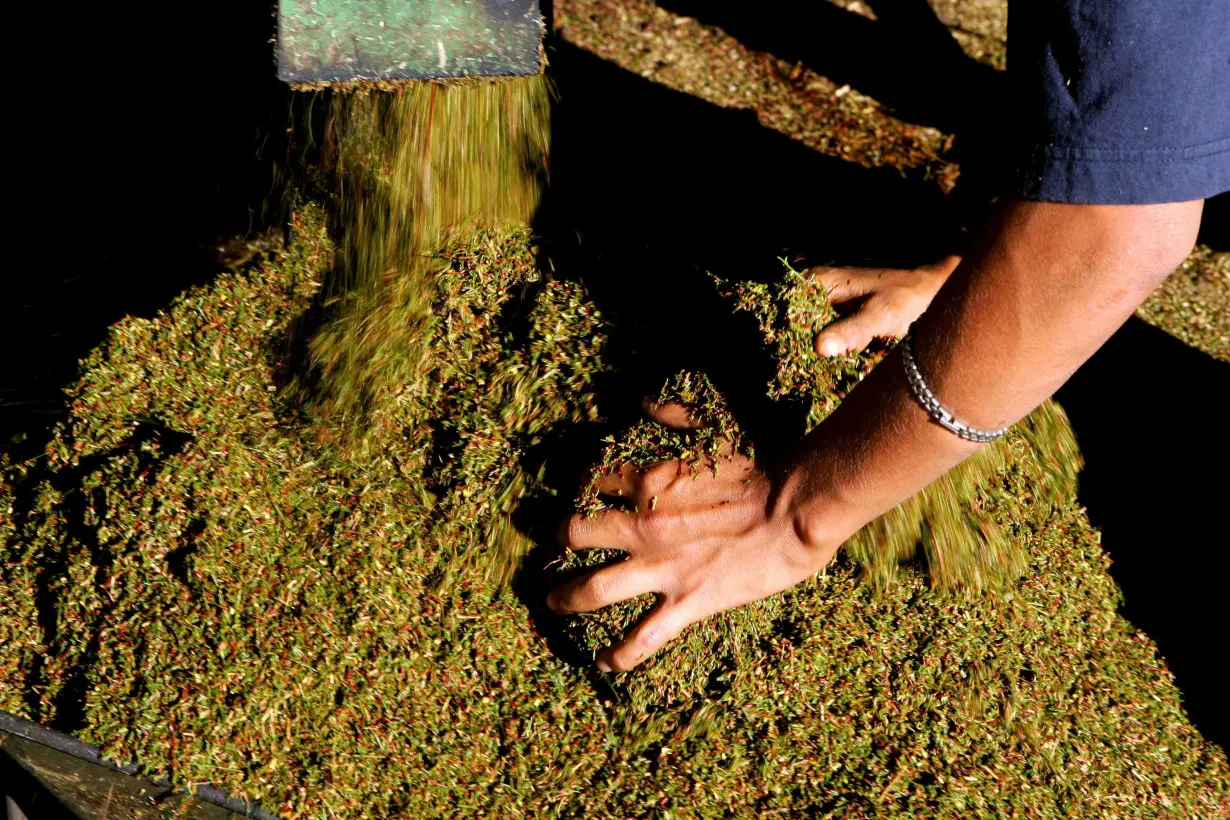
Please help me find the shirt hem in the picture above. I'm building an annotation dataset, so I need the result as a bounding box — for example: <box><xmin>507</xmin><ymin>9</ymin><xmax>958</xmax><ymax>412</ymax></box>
<box><xmin>1008</xmin><ymin>138</ymin><xmax>1230</xmax><ymax>204</ymax></box>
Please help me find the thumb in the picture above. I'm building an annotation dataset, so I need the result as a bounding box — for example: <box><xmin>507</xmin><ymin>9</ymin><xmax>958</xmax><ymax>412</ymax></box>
<box><xmin>813</xmin><ymin>311</ymin><xmax>883</xmax><ymax>357</ymax></box>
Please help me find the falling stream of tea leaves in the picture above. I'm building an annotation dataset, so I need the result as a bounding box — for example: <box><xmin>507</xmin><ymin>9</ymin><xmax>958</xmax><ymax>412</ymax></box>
<box><xmin>294</xmin><ymin>78</ymin><xmax>552</xmax><ymax>444</ymax></box>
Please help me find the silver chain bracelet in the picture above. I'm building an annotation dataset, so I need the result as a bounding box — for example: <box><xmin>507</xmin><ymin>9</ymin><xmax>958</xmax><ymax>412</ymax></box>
<box><xmin>901</xmin><ymin>326</ymin><xmax>1006</xmax><ymax>444</ymax></box>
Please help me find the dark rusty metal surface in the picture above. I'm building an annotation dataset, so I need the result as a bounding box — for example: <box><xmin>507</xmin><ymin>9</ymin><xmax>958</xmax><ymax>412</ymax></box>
<box><xmin>278</xmin><ymin>0</ymin><xmax>543</xmax><ymax>84</ymax></box>
<box><xmin>1</xmin><ymin>731</ymin><xmax>236</xmax><ymax>819</ymax></box>
<box><xmin>0</xmin><ymin>711</ymin><xmax>274</xmax><ymax>819</ymax></box>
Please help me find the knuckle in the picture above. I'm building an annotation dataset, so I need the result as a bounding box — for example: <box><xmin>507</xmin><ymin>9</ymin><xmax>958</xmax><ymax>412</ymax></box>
<box><xmin>583</xmin><ymin>574</ymin><xmax>608</xmax><ymax>605</ymax></box>
<box><xmin>639</xmin><ymin>512</ymin><xmax>679</xmax><ymax>543</ymax></box>
<box><xmin>564</xmin><ymin>515</ymin><xmax>585</xmax><ymax>546</ymax></box>
<box><xmin>641</xmin><ymin>624</ymin><xmax>667</xmax><ymax>651</ymax></box>
<box><xmin>642</xmin><ymin>464</ymin><xmax>676</xmax><ymax>494</ymax></box>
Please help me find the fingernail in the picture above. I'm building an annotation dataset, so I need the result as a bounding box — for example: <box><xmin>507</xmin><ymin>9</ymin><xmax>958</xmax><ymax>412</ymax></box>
<box><xmin>596</xmin><ymin>658</ymin><xmax>613</xmax><ymax>673</ymax></box>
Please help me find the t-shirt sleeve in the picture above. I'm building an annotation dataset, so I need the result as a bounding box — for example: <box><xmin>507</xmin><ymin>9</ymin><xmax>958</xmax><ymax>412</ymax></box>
<box><xmin>1006</xmin><ymin>0</ymin><xmax>1230</xmax><ymax>204</ymax></box>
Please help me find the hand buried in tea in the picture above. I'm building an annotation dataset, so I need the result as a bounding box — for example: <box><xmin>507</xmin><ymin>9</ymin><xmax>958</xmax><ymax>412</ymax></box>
<box><xmin>546</xmin><ymin>401</ymin><xmax>844</xmax><ymax>673</ymax></box>
<box><xmin>808</xmin><ymin>255</ymin><xmax>961</xmax><ymax>358</ymax></box>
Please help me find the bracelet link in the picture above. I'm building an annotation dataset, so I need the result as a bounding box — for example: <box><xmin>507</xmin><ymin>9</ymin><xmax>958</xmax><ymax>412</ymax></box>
<box><xmin>901</xmin><ymin>327</ymin><xmax>1006</xmax><ymax>444</ymax></box>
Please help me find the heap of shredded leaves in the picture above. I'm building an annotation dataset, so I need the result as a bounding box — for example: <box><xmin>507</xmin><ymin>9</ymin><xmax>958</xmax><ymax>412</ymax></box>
<box><xmin>1</xmin><ymin>210</ymin><xmax>1227</xmax><ymax>817</ymax></box>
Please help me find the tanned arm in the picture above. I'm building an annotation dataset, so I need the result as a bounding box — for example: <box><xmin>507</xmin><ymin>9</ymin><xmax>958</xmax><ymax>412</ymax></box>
<box><xmin>547</xmin><ymin>199</ymin><xmax>1204</xmax><ymax>673</ymax></box>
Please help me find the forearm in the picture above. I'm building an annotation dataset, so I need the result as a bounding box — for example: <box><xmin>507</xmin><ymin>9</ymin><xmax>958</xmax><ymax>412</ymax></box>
<box><xmin>783</xmin><ymin>198</ymin><xmax>1203</xmax><ymax>546</ymax></box>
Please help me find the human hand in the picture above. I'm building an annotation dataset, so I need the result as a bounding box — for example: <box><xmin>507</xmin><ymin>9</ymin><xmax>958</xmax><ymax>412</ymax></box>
<box><xmin>546</xmin><ymin>403</ymin><xmax>846</xmax><ymax>673</ymax></box>
<box><xmin>808</xmin><ymin>255</ymin><xmax>961</xmax><ymax>357</ymax></box>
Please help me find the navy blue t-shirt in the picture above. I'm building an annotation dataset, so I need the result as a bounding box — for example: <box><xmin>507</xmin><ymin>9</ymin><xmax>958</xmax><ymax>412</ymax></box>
<box><xmin>1007</xmin><ymin>0</ymin><xmax>1230</xmax><ymax>204</ymax></box>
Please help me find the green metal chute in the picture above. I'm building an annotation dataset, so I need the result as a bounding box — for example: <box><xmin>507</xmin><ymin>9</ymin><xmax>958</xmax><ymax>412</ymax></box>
<box><xmin>278</xmin><ymin>0</ymin><xmax>544</xmax><ymax>85</ymax></box>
